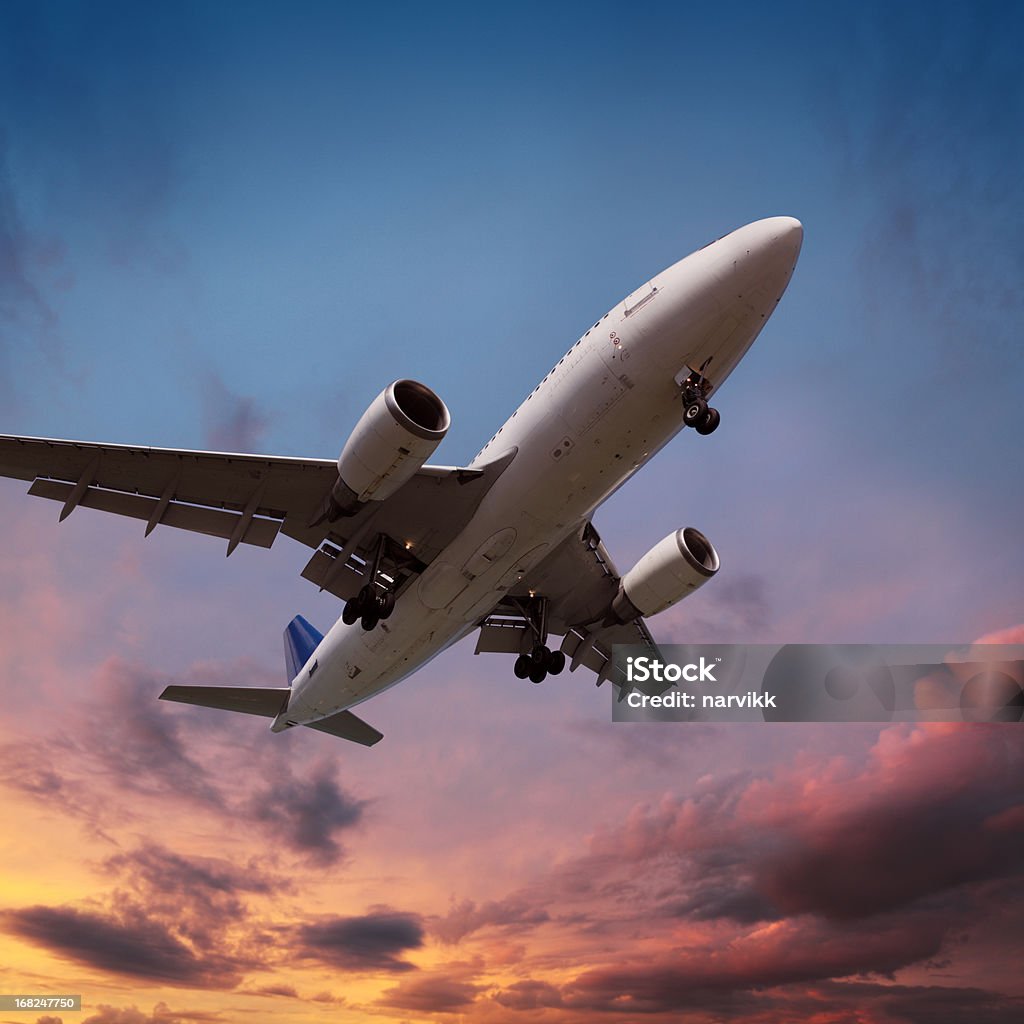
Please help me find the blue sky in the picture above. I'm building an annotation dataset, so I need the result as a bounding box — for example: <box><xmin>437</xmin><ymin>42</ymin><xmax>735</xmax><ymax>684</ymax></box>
<box><xmin>1</xmin><ymin>5</ymin><xmax>1023</xmax><ymax>1021</ymax></box>
<box><xmin>3</xmin><ymin>3</ymin><xmax>1021</xmax><ymax>623</ymax></box>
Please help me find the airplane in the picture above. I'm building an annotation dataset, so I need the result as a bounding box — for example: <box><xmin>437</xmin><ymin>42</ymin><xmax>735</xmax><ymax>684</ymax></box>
<box><xmin>0</xmin><ymin>216</ymin><xmax>803</xmax><ymax>746</ymax></box>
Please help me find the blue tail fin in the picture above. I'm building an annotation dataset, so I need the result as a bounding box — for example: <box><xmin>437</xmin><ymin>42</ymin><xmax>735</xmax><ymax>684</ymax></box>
<box><xmin>284</xmin><ymin>615</ymin><xmax>324</xmax><ymax>682</ymax></box>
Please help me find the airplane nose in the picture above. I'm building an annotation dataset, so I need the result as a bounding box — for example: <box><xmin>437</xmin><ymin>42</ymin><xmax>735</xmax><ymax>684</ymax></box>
<box><xmin>768</xmin><ymin>216</ymin><xmax>803</xmax><ymax>260</ymax></box>
<box><xmin>749</xmin><ymin>216</ymin><xmax>803</xmax><ymax>266</ymax></box>
<box><xmin>724</xmin><ymin>216</ymin><xmax>803</xmax><ymax>290</ymax></box>
<box><xmin>633</xmin><ymin>216</ymin><xmax>803</xmax><ymax>379</ymax></box>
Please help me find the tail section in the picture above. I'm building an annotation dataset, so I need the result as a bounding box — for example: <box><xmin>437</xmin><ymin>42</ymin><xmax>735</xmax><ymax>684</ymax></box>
<box><xmin>158</xmin><ymin>613</ymin><xmax>384</xmax><ymax>746</ymax></box>
<box><xmin>284</xmin><ymin>614</ymin><xmax>324</xmax><ymax>682</ymax></box>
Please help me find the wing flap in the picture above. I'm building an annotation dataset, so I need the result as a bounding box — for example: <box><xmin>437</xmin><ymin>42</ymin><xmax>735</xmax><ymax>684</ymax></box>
<box><xmin>28</xmin><ymin>479</ymin><xmax>281</xmax><ymax>548</ymax></box>
<box><xmin>159</xmin><ymin>685</ymin><xmax>291</xmax><ymax>717</ymax></box>
<box><xmin>304</xmin><ymin>709</ymin><xmax>383</xmax><ymax>746</ymax></box>
<box><xmin>300</xmin><ymin>545</ymin><xmax>367</xmax><ymax>602</ymax></box>
<box><xmin>0</xmin><ymin>435</ymin><xmax>336</xmax><ymax>515</ymax></box>
<box><xmin>560</xmin><ymin>620</ymin><xmax>665</xmax><ymax>695</ymax></box>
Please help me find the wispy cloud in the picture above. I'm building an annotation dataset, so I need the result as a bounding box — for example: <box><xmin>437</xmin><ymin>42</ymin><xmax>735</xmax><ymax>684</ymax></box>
<box><xmin>200</xmin><ymin>372</ymin><xmax>272</xmax><ymax>453</ymax></box>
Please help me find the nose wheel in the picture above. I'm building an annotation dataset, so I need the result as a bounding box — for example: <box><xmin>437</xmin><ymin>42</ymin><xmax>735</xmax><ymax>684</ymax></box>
<box><xmin>695</xmin><ymin>406</ymin><xmax>720</xmax><ymax>434</ymax></box>
<box><xmin>681</xmin><ymin>377</ymin><xmax>720</xmax><ymax>435</ymax></box>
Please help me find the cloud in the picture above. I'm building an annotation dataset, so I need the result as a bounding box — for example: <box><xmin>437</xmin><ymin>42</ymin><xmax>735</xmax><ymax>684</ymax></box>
<box><xmin>420</xmin><ymin>722</ymin><xmax>1024</xmax><ymax>1020</ymax></box>
<box><xmin>821</xmin><ymin>7</ymin><xmax>1023</xmax><ymax>374</ymax></box>
<box><xmin>433</xmin><ymin>898</ymin><xmax>550</xmax><ymax>944</ymax></box>
<box><xmin>0</xmin><ymin>656</ymin><xmax>368</xmax><ymax>864</ymax></box>
<box><xmin>816</xmin><ymin>981</ymin><xmax>1024</xmax><ymax>1024</ymax></box>
<box><xmin>248</xmin><ymin>984</ymin><xmax>298</xmax><ymax>998</ymax></box>
<box><xmin>3</xmin><ymin>905</ymin><xmax>239</xmax><ymax>988</ymax></box>
<box><xmin>660</xmin><ymin>573</ymin><xmax>773</xmax><ymax>643</ymax></box>
<box><xmin>376</xmin><ymin>973</ymin><xmax>482</xmax><ymax>1013</ymax></box>
<box><xmin>493</xmin><ymin>979</ymin><xmax>563</xmax><ymax>1010</ymax></box>
<box><xmin>309</xmin><ymin>991</ymin><xmax>346</xmax><ymax>1004</ymax></box>
<box><xmin>534</xmin><ymin>977</ymin><xmax>1024</xmax><ymax>1022</ymax></box>
<box><xmin>82</xmin><ymin>659</ymin><xmax>226</xmax><ymax>809</ymax></box>
<box><xmin>974</xmin><ymin>624</ymin><xmax>1024</xmax><ymax>645</ymax></box>
<box><xmin>0</xmin><ymin>5</ymin><xmax>190</xmax><ymax>275</ymax></box>
<box><xmin>245</xmin><ymin>761</ymin><xmax>366</xmax><ymax>866</ymax></box>
<box><xmin>0</xmin><ymin>138</ymin><xmax>63</xmax><ymax>406</ymax></box>
<box><xmin>1</xmin><ymin>842</ymin><xmax>284</xmax><ymax>990</ymax></box>
<box><xmin>0</xmin><ymin>157</ymin><xmax>58</xmax><ymax>328</ymax></box>
<box><xmin>296</xmin><ymin>910</ymin><xmax>425</xmax><ymax>973</ymax></box>
<box><xmin>581</xmin><ymin>723</ymin><xmax>1024</xmax><ymax>925</ymax></box>
<box><xmin>560</xmin><ymin>913</ymin><xmax>949</xmax><ymax>1012</ymax></box>
<box><xmin>102</xmin><ymin>843</ymin><xmax>283</xmax><ymax>951</ymax></box>
<box><xmin>200</xmin><ymin>372</ymin><xmax>271</xmax><ymax>453</ymax></box>
<box><xmin>79</xmin><ymin>1004</ymin><xmax>223</xmax><ymax>1024</ymax></box>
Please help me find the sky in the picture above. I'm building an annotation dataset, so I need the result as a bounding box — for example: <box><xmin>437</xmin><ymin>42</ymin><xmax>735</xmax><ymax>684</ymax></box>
<box><xmin>1</xmin><ymin>1</ymin><xmax>1022</xmax><ymax>1022</ymax></box>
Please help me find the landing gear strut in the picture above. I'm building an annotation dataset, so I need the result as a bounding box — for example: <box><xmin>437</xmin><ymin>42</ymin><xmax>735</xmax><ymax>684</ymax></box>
<box><xmin>342</xmin><ymin>535</ymin><xmax>396</xmax><ymax>631</ymax></box>
<box><xmin>681</xmin><ymin>373</ymin><xmax>720</xmax><ymax>435</ymax></box>
<box><xmin>511</xmin><ymin>596</ymin><xmax>566</xmax><ymax>684</ymax></box>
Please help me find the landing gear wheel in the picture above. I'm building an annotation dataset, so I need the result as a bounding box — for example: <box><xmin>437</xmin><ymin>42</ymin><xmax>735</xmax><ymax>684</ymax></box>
<box><xmin>529</xmin><ymin>665</ymin><xmax>547</xmax><ymax>684</ymax></box>
<box><xmin>380</xmin><ymin>591</ymin><xmax>395</xmax><ymax>620</ymax></box>
<box><xmin>547</xmin><ymin>650</ymin><xmax>566</xmax><ymax>675</ymax></box>
<box><xmin>360</xmin><ymin>590</ymin><xmax>384</xmax><ymax>631</ymax></box>
<box><xmin>695</xmin><ymin>407</ymin><xmax>720</xmax><ymax>435</ymax></box>
<box><xmin>514</xmin><ymin>654</ymin><xmax>531</xmax><ymax>679</ymax></box>
<box><xmin>684</xmin><ymin>397</ymin><xmax>708</xmax><ymax>427</ymax></box>
<box><xmin>531</xmin><ymin>643</ymin><xmax>550</xmax><ymax>666</ymax></box>
<box><xmin>342</xmin><ymin>601</ymin><xmax>360</xmax><ymax>625</ymax></box>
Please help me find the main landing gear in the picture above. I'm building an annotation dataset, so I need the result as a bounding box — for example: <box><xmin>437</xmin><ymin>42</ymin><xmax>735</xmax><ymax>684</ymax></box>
<box><xmin>514</xmin><ymin>644</ymin><xmax>566</xmax><ymax>684</ymax></box>
<box><xmin>342</xmin><ymin>585</ymin><xmax>395</xmax><ymax>630</ymax></box>
<box><xmin>342</xmin><ymin>535</ymin><xmax>396</xmax><ymax>631</ymax></box>
<box><xmin>510</xmin><ymin>596</ymin><xmax>566</xmax><ymax>684</ymax></box>
<box><xmin>681</xmin><ymin>375</ymin><xmax>720</xmax><ymax>435</ymax></box>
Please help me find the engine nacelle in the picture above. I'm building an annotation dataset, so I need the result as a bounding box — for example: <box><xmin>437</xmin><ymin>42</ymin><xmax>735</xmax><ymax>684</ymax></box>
<box><xmin>332</xmin><ymin>379</ymin><xmax>450</xmax><ymax>513</ymax></box>
<box><xmin>612</xmin><ymin>527</ymin><xmax>720</xmax><ymax>621</ymax></box>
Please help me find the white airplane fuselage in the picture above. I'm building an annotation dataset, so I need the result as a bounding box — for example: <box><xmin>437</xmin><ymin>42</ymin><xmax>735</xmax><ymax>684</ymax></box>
<box><xmin>278</xmin><ymin>217</ymin><xmax>803</xmax><ymax>729</ymax></box>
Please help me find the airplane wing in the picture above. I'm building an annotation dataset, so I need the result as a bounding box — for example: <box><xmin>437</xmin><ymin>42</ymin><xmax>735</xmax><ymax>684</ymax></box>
<box><xmin>0</xmin><ymin>435</ymin><xmax>516</xmax><ymax>599</ymax></box>
<box><xmin>474</xmin><ymin>520</ymin><xmax>665</xmax><ymax>697</ymax></box>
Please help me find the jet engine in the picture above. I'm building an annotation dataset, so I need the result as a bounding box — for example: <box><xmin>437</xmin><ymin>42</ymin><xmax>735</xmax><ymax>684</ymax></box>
<box><xmin>611</xmin><ymin>527</ymin><xmax>720</xmax><ymax>621</ymax></box>
<box><xmin>330</xmin><ymin>379</ymin><xmax>450</xmax><ymax>516</ymax></box>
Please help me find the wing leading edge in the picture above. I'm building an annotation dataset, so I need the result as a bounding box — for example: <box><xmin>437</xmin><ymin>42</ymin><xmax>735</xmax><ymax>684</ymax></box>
<box><xmin>0</xmin><ymin>435</ymin><xmax>517</xmax><ymax>585</ymax></box>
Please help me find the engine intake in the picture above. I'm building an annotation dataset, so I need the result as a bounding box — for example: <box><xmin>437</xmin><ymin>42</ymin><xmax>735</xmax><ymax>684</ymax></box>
<box><xmin>331</xmin><ymin>379</ymin><xmax>450</xmax><ymax>515</ymax></box>
<box><xmin>612</xmin><ymin>527</ymin><xmax>720</xmax><ymax>621</ymax></box>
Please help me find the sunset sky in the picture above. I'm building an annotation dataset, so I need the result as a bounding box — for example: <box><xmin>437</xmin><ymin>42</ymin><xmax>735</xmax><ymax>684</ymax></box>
<box><xmin>1</xmin><ymin>2</ymin><xmax>1023</xmax><ymax>1022</ymax></box>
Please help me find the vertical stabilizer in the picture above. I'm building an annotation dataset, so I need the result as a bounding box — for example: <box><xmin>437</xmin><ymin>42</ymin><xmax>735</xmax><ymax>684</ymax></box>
<box><xmin>284</xmin><ymin>614</ymin><xmax>324</xmax><ymax>682</ymax></box>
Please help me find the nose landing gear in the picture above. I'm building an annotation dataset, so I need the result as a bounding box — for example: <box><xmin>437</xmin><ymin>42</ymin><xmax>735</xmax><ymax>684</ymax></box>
<box><xmin>681</xmin><ymin>376</ymin><xmax>720</xmax><ymax>435</ymax></box>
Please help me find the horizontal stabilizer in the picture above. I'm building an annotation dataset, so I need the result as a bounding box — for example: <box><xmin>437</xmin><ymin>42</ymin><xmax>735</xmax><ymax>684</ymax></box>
<box><xmin>304</xmin><ymin>708</ymin><xmax>383</xmax><ymax>746</ymax></box>
<box><xmin>159</xmin><ymin>685</ymin><xmax>291</xmax><ymax>718</ymax></box>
